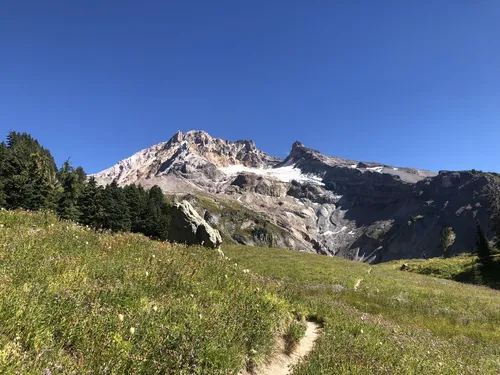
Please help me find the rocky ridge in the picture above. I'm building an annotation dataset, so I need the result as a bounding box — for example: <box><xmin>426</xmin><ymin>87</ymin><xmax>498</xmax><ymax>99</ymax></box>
<box><xmin>93</xmin><ymin>130</ymin><xmax>498</xmax><ymax>262</ymax></box>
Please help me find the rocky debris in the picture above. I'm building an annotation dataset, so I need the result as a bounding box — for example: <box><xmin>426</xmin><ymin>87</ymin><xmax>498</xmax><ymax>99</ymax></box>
<box><xmin>168</xmin><ymin>200</ymin><xmax>222</xmax><ymax>249</ymax></box>
<box><xmin>204</xmin><ymin>210</ymin><xmax>220</xmax><ymax>226</ymax></box>
<box><xmin>400</xmin><ymin>263</ymin><xmax>410</xmax><ymax>271</ymax></box>
<box><xmin>230</xmin><ymin>173</ymin><xmax>287</xmax><ymax>197</ymax></box>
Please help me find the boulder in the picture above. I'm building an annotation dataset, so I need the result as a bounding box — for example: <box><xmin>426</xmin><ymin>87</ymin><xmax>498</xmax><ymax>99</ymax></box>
<box><xmin>168</xmin><ymin>200</ymin><xmax>222</xmax><ymax>248</ymax></box>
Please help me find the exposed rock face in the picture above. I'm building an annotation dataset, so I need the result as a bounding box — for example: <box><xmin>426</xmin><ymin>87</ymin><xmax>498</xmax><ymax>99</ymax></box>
<box><xmin>92</xmin><ymin>130</ymin><xmax>499</xmax><ymax>263</ymax></box>
<box><xmin>168</xmin><ymin>200</ymin><xmax>222</xmax><ymax>249</ymax></box>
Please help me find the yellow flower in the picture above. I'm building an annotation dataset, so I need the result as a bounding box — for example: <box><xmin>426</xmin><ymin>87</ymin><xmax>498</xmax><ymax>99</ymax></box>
<box><xmin>118</xmin><ymin>314</ymin><xmax>124</xmax><ymax>322</ymax></box>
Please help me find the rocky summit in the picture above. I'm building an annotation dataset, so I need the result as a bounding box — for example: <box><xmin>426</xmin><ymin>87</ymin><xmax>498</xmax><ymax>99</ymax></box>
<box><xmin>93</xmin><ymin>130</ymin><xmax>499</xmax><ymax>263</ymax></box>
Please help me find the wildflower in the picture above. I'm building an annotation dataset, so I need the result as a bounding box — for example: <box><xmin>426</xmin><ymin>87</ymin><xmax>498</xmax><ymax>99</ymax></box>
<box><xmin>152</xmin><ymin>305</ymin><xmax>158</xmax><ymax>312</ymax></box>
<box><xmin>354</xmin><ymin>279</ymin><xmax>362</xmax><ymax>291</ymax></box>
<box><xmin>145</xmin><ymin>271</ymin><xmax>149</xmax><ymax>277</ymax></box>
<box><xmin>85</xmin><ymin>241</ymin><xmax>89</xmax><ymax>245</ymax></box>
<box><xmin>234</xmin><ymin>263</ymin><xmax>238</xmax><ymax>267</ymax></box>
<box><xmin>224</xmin><ymin>274</ymin><xmax>228</xmax><ymax>279</ymax></box>
<box><xmin>118</xmin><ymin>314</ymin><xmax>124</xmax><ymax>322</ymax></box>
<box><xmin>130</xmin><ymin>327</ymin><xmax>135</xmax><ymax>334</ymax></box>
<box><xmin>250</xmin><ymin>349</ymin><xmax>257</xmax><ymax>355</ymax></box>
<box><xmin>190</xmin><ymin>294</ymin><xmax>194</xmax><ymax>298</ymax></box>
<box><xmin>360</xmin><ymin>329</ymin><xmax>364</xmax><ymax>334</ymax></box>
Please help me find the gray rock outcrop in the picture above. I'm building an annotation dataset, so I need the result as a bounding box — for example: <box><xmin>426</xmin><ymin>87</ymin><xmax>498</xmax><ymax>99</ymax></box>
<box><xmin>168</xmin><ymin>200</ymin><xmax>222</xmax><ymax>248</ymax></box>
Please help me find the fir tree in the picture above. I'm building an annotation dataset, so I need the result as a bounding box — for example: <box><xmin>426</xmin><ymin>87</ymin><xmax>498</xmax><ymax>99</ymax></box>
<box><xmin>143</xmin><ymin>186</ymin><xmax>171</xmax><ymax>240</ymax></box>
<box><xmin>476</xmin><ymin>223</ymin><xmax>493</xmax><ymax>277</ymax></box>
<box><xmin>99</xmin><ymin>181</ymin><xmax>131</xmax><ymax>232</ymax></box>
<box><xmin>123</xmin><ymin>184</ymin><xmax>148</xmax><ymax>233</ymax></box>
<box><xmin>2</xmin><ymin>132</ymin><xmax>60</xmax><ymax>210</ymax></box>
<box><xmin>78</xmin><ymin>177</ymin><xmax>102</xmax><ymax>228</ymax></box>
<box><xmin>57</xmin><ymin>160</ymin><xmax>83</xmax><ymax>221</ymax></box>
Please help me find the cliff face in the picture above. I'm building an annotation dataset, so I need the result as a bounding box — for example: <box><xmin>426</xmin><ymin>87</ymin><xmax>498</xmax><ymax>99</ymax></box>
<box><xmin>93</xmin><ymin>130</ymin><xmax>498</xmax><ymax>263</ymax></box>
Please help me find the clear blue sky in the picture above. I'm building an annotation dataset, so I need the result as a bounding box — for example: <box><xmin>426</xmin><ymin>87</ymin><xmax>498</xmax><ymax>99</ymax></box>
<box><xmin>1</xmin><ymin>1</ymin><xmax>499</xmax><ymax>173</ymax></box>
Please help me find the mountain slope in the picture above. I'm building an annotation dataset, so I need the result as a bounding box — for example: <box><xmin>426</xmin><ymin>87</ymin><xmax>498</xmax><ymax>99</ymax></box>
<box><xmin>93</xmin><ymin>130</ymin><xmax>498</xmax><ymax>262</ymax></box>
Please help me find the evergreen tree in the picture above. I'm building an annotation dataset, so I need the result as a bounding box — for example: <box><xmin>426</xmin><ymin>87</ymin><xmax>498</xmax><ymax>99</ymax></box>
<box><xmin>143</xmin><ymin>186</ymin><xmax>171</xmax><ymax>240</ymax></box>
<box><xmin>78</xmin><ymin>177</ymin><xmax>102</xmax><ymax>228</ymax></box>
<box><xmin>123</xmin><ymin>184</ymin><xmax>148</xmax><ymax>233</ymax></box>
<box><xmin>0</xmin><ymin>142</ymin><xmax>7</xmax><ymax>207</ymax></box>
<box><xmin>2</xmin><ymin>132</ymin><xmax>60</xmax><ymax>210</ymax></box>
<box><xmin>56</xmin><ymin>160</ymin><xmax>84</xmax><ymax>221</ymax></box>
<box><xmin>99</xmin><ymin>180</ymin><xmax>131</xmax><ymax>232</ymax></box>
<box><xmin>476</xmin><ymin>223</ymin><xmax>493</xmax><ymax>272</ymax></box>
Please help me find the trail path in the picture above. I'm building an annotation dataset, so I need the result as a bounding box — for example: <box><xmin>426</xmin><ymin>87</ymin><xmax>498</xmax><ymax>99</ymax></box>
<box><xmin>241</xmin><ymin>321</ymin><xmax>321</xmax><ymax>375</ymax></box>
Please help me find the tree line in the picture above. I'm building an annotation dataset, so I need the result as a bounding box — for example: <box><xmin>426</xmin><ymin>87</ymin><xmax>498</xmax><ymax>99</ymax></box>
<box><xmin>0</xmin><ymin>131</ymin><xmax>172</xmax><ymax>240</ymax></box>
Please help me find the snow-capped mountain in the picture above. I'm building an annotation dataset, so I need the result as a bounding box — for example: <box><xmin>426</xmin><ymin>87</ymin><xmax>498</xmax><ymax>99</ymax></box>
<box><xmin>93</xmin><ymin>130</ymin><xmax>496</xmax><ymax>263</ymax></box>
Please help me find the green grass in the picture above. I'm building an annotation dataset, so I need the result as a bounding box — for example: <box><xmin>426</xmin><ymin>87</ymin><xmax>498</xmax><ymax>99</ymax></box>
<box><xmin>387</xmin><ymin>253</ymin><xmax>500</xmax><ymax>289</ymax></box>
<box><xmin>224</xmin><ymin>245</ymin><xmax>500</xmax><ymax>374</ymax></box>
<box><xmin>1</xmin><ymin>211</ymin><xmax>500</xmax><ymax>374</ymax></box>
<box><xmin>0</xmin><ymin>210</ymin><xmax>293</xmax><ymax>374</ymax></box>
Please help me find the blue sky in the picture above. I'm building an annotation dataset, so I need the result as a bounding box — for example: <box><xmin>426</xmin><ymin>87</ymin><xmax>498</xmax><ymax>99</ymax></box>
<box><xmin>1</xmin><ymin>1</ymin><xmax>499</xmax><ymax>173</ymax></box>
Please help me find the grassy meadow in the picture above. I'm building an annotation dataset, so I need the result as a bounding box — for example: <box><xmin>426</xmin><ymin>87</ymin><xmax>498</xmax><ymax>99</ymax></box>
<box><xmin>1</xmin><ymin>210</ymin><xmax>499</xmax><ymax>374</ymax></box>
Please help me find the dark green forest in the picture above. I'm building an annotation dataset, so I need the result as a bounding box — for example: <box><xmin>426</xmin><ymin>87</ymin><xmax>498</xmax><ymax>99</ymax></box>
<box><xmin>0</xmin><ymin>131</ymin><xmax>172</xmax><ymax>240</ymax></box>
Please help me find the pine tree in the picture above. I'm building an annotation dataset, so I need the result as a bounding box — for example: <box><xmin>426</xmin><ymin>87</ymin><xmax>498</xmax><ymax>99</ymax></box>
<box><xmin>99</xmin><ymin>181</ymin><xmax>131</xmax><ymax>232</ymax></box>
<box><xmin>0</xmin><ymin>142</ymin><xmax>7</xmax><ymax>207</ymax></box>
<box><xmin>476</xmin><ymin>223</ymin><xmax>493</xmax><ymax>273</ymax></box>
<box><xmin>143</xmin><ymin>186</ymin><xmax>171</xmax><ymax>240</ymax></box>
<box><xmin>2</xmin><ymin>132</ymin><xmax>60</xmax><ymax>210</ymax></box>
<box><xmin>78</xmin><ymin>177</ymin><xmax>102</xmax><ymax>228</ymax></box>
<box><xmin>57</xmin><ymin>160</ymin><xmax>83</xmax><ymax>221</ymax></box>
<box><xmin>123</xmin><ymin>184</ymin><xmax>148</xmax><ymax>233</ymax></box>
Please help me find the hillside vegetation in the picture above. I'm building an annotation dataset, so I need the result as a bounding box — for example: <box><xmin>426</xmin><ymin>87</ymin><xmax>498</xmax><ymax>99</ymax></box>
<box><xmin>224</xmin><ymin>245</ymin><xmax>500</xmax><ymax>374</ymax></box>
<box><xmin>384</xmin><ymin>252</ymin><xmax>500</xmax><ymax>289</ymax></box>
<box><xmin>0</xmin><ymin>210</ymin><xmax>292</xmax><ymax>374</ymax></box>
<box><xmin>1</xmin><ymin>210</ymin><xmax>499</xmax><ymax>374</ymax></box>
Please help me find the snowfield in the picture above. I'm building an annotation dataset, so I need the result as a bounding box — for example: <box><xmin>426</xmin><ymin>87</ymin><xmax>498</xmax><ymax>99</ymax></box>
<box><xmin>219</xmin><ymin>164</ymin><xmax>324</xmax><ymax>185</ymax></box>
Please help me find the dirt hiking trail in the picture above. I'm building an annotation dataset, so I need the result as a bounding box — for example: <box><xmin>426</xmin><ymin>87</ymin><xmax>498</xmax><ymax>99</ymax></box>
<box><xmin>241</xmin><ymin>321</ymin><xmax>321</xmax><ymax>375</ymax></box>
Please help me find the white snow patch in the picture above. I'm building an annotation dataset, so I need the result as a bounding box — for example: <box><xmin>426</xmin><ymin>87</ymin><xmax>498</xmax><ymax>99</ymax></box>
<box><xmin>219</xmin><ymin>164</ymin><xmax>324</xmax><ymax>185</ymax></box>
<box><xmin>350</xmin><ymin>164</ymin><xmax>358</xmax><ymax>169</ymax></box>
<box><xmin>366</xmin><ymin>166</ymin><xmax>384</xmax><ymax>173</ymax></box>
<box><xmin>348</xmin><ymin>230</ymin><xmax>356</xmax><ymax>235</ymax></box>
<box><xmin>393</xmin><ymin>167</ymin><xmax>399</xmax><ymax>171</ymax></box>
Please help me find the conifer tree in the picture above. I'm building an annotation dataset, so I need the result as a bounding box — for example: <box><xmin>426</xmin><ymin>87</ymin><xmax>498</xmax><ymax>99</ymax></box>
<box><xmin>2</xmin><ymin>132</ymin><xmax>60</xmax><ymax>210</ymax></box>
<box><xmin>476</xmin><ymin>223</ymin><xmax>493</xmax><ymax>275</ymax></box>
<box><xmin>99</xmin><ymin>180</ymin><xmax>131</xmax><ymax>232</ymax></box>
<box><xmin>57</xmin><ymin>160</ymin><xmax>83</xmax><ymax>221</ymax></box>
<box><xmin>78</xmin><ymin>177</ymin><xmax>102</xmax><ymax>228</ymax></box>
<box><xmin>123</xmin><ymin>184</ymin><xmax>148</xmax><ymax>233</ymax></box>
